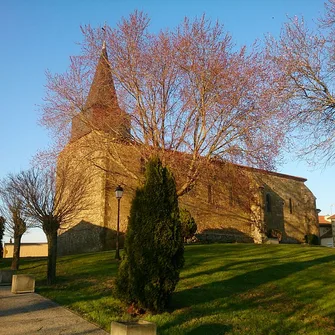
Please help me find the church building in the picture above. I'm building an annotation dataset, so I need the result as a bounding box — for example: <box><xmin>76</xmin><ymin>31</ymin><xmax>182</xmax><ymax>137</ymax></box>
<box><xmin>57</xmin><ymin>44</ymin><xmax>319</xmax><ymax>255</ymax></box>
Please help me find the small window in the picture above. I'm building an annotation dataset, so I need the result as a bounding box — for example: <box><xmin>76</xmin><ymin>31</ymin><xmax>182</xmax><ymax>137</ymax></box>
<box><xmin>266</xmin><ymin>193</ymin><xmax>272</xmax><ymax>213</ymax></box>
<box><xmin>229</xmin><ymin>187</ymin><xmax>233</xmax><ymax>206</ymax></box>
<box><xmin>140</xmin><ymin>157</ymin><xmax>145</xmax><ymax>173</ymax></box>
<box><xmin>208</xmin><ymin>184</ymin><xmax>213</xmax><ymax>204</ymax></box>
<box><xmin>289</xmin><ymin>198</ymin><xmax>293</xmax><ymax>214</ymax></box>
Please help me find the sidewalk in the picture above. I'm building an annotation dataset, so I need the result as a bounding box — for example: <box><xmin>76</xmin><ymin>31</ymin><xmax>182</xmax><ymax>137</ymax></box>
<box><xmin>0</xmin><ymin>286</ymin><xmax>109</xmax><ymax>335</ymax></box>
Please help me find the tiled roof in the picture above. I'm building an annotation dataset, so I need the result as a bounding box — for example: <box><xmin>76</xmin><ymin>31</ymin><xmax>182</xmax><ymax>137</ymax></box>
<box><xmin>329</xmin><ymin>214</ymin><xmax>335</xmax><ymax>220</ymax></box>
<box><xmin>227</xmin><ymin>163</ymin><xmax>308</xmax><ymax>182</ymax></box>
<box><xmin>319</xmin><ymin>215</ymin><xmax>331</xmax><ymax>224</ymax></box>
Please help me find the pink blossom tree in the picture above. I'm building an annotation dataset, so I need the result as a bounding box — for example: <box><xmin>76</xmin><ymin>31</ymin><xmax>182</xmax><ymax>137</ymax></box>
<box><xmin>40</xmin><ymin>12</ymin><xmax>288</xmax><ymax>195</ymax></box>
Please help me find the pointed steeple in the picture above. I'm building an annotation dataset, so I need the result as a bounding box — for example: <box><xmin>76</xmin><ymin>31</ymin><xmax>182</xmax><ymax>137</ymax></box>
<box><xmin>71</xmin><ymin>43</ymin><xmax>130</xmax><ymax>141</ymax></box>
<box><xmin>84</xmin><ymin>41</ymin><xmax>118</xmax><ymax>110</ymax></box>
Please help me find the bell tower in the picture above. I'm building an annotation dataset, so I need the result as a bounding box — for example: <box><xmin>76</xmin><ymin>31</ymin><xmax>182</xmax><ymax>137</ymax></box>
<box><xmin>71</xmin><ymin>42</ymin><xmax>131</xmax><ymax>141</ymax></box>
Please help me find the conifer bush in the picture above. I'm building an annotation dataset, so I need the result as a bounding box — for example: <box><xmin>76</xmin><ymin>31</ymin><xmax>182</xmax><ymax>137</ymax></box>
<box><xmin>180</xmin><ymin>208</ymin><xmax>197</xmax><ymax>241</ymax></box>
<box><xmin>115</xmin><ymin>157</ymin><xmax>184</xmax><ymax>313</ymax></box>
<box><xmin>304</xmin><ymin>234</ymin><xmax>319</xmax><ymax>245</ymax></box>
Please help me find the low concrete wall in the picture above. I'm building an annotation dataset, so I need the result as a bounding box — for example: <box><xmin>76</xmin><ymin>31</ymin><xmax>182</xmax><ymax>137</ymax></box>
<box><xmin>111</xmin><ymin>321</ymin><xmax>156</xmax><ymax>335</ymax></box>
<box><xmin>11</xmin><ymin>275</ymin><xmax>35</xmax><ymax>294</ymax></box>
<box><xmin>321</xmin><ymin>237</ymin><xmax>334</xmax><ymax>247</ymax></box>
<box><xmin>265</xmin><ymin>238</ymin><xmax>280</xmax><ymax>245</ymax></box>
<box><xmin>3</xmin><ymin>243</ymin><xmax>48</xmax><ymax>258</ymax></box>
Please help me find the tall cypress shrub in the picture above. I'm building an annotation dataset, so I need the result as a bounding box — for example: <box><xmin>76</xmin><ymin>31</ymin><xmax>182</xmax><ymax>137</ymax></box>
<box><xmin>115</xmin><ymin>157</ymin><xmax>184</xmax><ymax>313</ymax></box>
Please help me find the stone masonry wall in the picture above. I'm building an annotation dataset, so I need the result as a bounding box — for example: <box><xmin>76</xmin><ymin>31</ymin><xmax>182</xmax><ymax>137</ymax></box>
<box><xmin>57</xmin><ymin>135</ymin><xmax>319</xmax><ymax>255</ymax></box>
<box><xmin>255</xmin><ymin>172</ymin><xmax>319</xmax><ymax>243</ymax></box>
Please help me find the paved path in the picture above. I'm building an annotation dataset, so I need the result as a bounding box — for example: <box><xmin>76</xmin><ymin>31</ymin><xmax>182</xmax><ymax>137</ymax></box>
<box><xmin>0</xmin><ymin>286</ymin><xmax>109</xmax><ymax>335</ymax></box>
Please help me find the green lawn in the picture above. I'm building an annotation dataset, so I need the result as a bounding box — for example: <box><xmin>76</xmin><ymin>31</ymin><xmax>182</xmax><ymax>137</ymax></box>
<box><xmin>2</xmin><ymin>244</ymin><xmax>335</xmax><ymax>334</ymax></box>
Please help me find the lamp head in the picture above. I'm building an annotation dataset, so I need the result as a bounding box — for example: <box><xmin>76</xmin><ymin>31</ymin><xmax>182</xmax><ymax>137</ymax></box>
<box><xmin>115</xmin><ymin>185</ymin><xmax>124</xmax><ymax>199</ymax></box>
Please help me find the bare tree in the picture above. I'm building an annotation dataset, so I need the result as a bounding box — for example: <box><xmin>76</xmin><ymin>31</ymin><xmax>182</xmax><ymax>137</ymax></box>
<box><xmin>0</xmin><ymin>178</ymin><xmax>32</xmax><ymax>270</ymax></box>
<box><xmin>40</xmin><ymin>12</ymin><xmax>288</xmax><ymax>195</ymax></box>
<box><xmin>266</xmin><ymin>0</ymin><xmax>335</xmax><ymax>166</ymax></box>
<box><xmin>0</xmin><ymin>216</ymin><xmax>5</xmax><ymax>259</ymax></box>
<box><xmin>8</xmin><ymin>163</ymin><xmax>90</xmax><ymax>284</ymax></box>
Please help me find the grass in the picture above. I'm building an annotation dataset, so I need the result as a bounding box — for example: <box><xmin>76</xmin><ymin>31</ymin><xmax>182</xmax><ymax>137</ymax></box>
<box><xmin>2</xmin><ymin>243</ymin><xmax>335</xmax><ymax>334</ymax></box>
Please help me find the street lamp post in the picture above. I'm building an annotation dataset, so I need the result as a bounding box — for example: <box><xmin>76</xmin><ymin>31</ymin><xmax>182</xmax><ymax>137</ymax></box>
<box><xmin>115</xmin><ymin>185</ymin><xmax>123</xmax><ymax>260</ymax></box>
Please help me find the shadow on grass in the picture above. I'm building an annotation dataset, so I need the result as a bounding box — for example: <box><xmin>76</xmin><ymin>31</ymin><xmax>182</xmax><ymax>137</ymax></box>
<box><xmin>0</xmin><ymin>257</ymin><xmax>47</xmax><ymax>270</ymax></box>
<box><xmin>176</xmin><ymin>254</ymin><xmax>335</xmax><ymax>307</ymax></box>
<box><xmin>159</xmin><ymin>254</ymin><xmax>335</xmax><ymax>334</ymax></box>
<box><xmin>186</xmin><ymin>323</ymin><xmax>232</xmax><ymax>334</ymax></box>
<box><xmin>181</xmin><ymin>244</ymin><xmax>334</xmax><ymax>282</ymax></box>
<box><xmin>182</xmin><ymin>244</ymin><xmax>315</xmax><ymax>271</ymax></box>
<box><xmin>181</xmin><ymin>257</ymin><xmax>282</xmax><ymax>280</ymax></box>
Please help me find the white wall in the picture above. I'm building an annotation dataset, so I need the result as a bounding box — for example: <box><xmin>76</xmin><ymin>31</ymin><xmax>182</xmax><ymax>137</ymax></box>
<box><xmin>321</xmin><ymin>237</ymin><xmax>334</xmax><ymax>247</ymax></box>
<box><xmin>3</xmin><ymin>243</ymin><xmax>48</xmax><ymax>258</ymax></box>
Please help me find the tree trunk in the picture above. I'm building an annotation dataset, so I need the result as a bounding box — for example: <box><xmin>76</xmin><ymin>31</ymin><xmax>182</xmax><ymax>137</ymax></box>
<box><xmin>11</xmin><ymin>234</ymin><xmax>23</xmax><ymax>270</ymax></box>
<box><xmin>46</xmin><ymin>229</ymin><xmax>58</xmax><ymax>285</ymax></box>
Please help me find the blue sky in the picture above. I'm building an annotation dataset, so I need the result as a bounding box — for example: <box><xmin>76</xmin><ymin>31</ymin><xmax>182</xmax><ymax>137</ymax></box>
<box><xmin>1</xmin><ymin>0</ymin><xmax>333</xmax><ymax>242</ymax></box>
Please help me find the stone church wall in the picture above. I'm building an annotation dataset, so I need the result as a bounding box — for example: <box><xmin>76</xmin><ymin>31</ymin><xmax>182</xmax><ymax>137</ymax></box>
<box><xmin>256</xmin><ymin>172</ymin><xmax>318</xmax><ymax>243</ymax></box>
<box><xmin>57</xmin><ymin>136</ymin><xmax>319</xmax><ymax>255</ymax></box>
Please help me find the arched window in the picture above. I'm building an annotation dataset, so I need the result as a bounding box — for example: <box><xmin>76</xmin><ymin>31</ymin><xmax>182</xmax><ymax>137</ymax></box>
<box><xmin>289</xmin><ymin>198</ymin><xmax>293</xmax><ymax>214</ymax></box>
<box><xmin>229</xmin><ymin>186</ymin><xmax>233</xmax><ymax>206</ymax></box>
<box><xmin>266</xmin><ymin>193</ymin><xmax>272</xmax><ymax>213</ymax></box>
<box><xmin>140</xmin><ymin>157</ymin><xmax>145</xmax><ymax>173</ymax></box>
<box><xmin>208</xmin><ymin>184</ymin><xmax>213</xmax><ymax>204</ymax></box>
